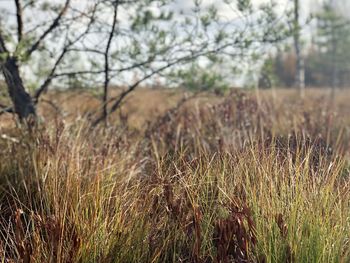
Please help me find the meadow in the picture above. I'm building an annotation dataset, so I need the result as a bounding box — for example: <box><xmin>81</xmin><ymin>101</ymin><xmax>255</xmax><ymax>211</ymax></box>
<box><xmin>0</xmin><ymin>88</ymin><xmax>350</xmax><ymax>262</ymax></box>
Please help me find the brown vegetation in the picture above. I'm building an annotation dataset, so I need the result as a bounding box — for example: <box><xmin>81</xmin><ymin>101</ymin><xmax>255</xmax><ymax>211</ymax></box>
<box><xmin>0</xmin><ymin>88</ymin><xmax>350</xmax><ymax>262</ymax></box>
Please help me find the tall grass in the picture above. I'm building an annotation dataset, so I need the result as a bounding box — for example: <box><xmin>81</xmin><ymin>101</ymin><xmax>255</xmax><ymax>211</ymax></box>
<box><xmin>0</xmin><ymin>90</ymin><xmax>349</xmax><ymax>262</ymax></box>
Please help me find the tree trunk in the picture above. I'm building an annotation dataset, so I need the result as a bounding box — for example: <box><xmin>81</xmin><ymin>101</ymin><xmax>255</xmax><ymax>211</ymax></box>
<box><xmin>330</xmin><ymin>25</ymin><xmax>338</xmax><ymax>100</ymax></box>
<box><xmin>293</xmin><ymin>0</ymin><xmax>305</xmax><ymax>98</ymax></box>
<box><xmin>2</xmin><ymin>56</ymin><xmax>36</xmax><ymax>119</ymax></box>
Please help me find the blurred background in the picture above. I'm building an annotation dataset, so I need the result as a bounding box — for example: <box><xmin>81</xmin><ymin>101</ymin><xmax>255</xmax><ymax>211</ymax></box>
<box><xmin>0</xmin><ymin>0</ymin><xmax>350</xmax><ymax>124</ymax></box>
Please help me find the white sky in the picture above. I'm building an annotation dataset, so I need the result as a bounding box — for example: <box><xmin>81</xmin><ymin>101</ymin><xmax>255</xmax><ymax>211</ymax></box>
<box><xmin>1</xmin><ymin>0</ymin><xmax>348</xmax><ymax>22</ymax></box>
<box><xmin>0</xmin><ymin>0</ymin><xmax>311</xmax><ymax>14</ymax></box>
<box><xmin>0</xmin><ymin>0</ymin><xmax>349</xmax><ymax>18</ymax></box>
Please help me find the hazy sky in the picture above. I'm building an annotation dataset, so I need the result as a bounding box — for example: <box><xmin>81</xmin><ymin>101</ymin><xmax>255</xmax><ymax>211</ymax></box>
<box><xmin>1</xmin><ymin>0</ymin><xmax>348</xmax><ymax>20</ymax></box>
<box><xmin>0</xmin><ymin>0</ymin><xmax>348</xmax><ymax>14</ymax></box>
<box><xmin>0</xmin><ymin>0</ymin><xmax>312</xmax><ymax>15</ymax></box>
<box><xmin>0</xmin><ymin>0</ymin><xmax>317</xmax><ymax>28</ymax></box>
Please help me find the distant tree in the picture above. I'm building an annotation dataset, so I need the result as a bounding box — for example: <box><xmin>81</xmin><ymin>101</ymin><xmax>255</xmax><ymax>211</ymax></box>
<box><xmin>292</xmin><ymin>0</ymin><xmax>305</xmax><ymax>97</ymax></box>
<box><xmin>258</xmin><ymin>56</ymin><xmax>278</xmax><ymax>89</ymax></box>
<box><xmin>258</xmin><ymin>51</ymin><xmax>297</xmax><ymax>89</ymax></box>
<box><xmin>314</xmin><ymin>2</ymin><xmax>350</xmax><ymax>94</ymax></box>
<box><xmin>257</xmin><ymin>0</ymin><xmax>307</xmax><ymax>90</ymax></box>
<box><xmin>259</xmin><ymin>1</ymin><xmax>350</xmax><ymax>90</ymax></box>
<box><xmin>168</xmin><ymin>62</ymin><xmax>229</xmax><ymax>93</ymax></box>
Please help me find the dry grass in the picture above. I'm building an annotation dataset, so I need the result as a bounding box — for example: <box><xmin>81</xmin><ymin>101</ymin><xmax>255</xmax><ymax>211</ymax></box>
<box><xmin>0</xmin><ymin>88</ymin><xmax>350</xmax><ymax>262</ymax></box>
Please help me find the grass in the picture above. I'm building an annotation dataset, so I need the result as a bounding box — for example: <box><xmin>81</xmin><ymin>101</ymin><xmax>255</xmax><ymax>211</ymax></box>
<box><xmin>0</xmin><ymin>88</ymin><xmax>350</xmax><ymax>262</ymax></box>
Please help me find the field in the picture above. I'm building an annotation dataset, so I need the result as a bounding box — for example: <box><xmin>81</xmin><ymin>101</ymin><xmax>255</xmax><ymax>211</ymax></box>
<box><xmin>1</xmin><ymin>88</ymin><xmax>350</xmax><ymax>262</ymax></box>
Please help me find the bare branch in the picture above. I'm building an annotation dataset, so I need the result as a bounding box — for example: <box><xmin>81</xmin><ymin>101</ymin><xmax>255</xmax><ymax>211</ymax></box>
<box><xmin>52</xmin><ymin>70</ymin><xmax>107</xmax><ymax>78</ymax></box>
<box><xmin>50</xmin><ymin>57</ymin><xmax>156</xmax><ymax>79</ymax></box>
<box><xmin>33</xmin><ymin>48</ymin><xmax>68</xmax><ymax>102</ymax></box>
<box><xmin>0</xmin><ymin>104</ymin><xmax>14</xmax><ymax>116</ymax></box>
<box><xmin>26</xmin><ymin>0</ymin><xmax>71</xmax><ymax>58</ymax></box>
<box><xmin>92</xmin><ymin>41</ymin><xmax>240</xmax><ymax>126</ymax></box>
<box><xmin>14</xmin><ymin>0</ymin><xmax>24</xmax><ymax>43</ymax></box>
<box><xmin>34</xmin><ymin>2</ymin><xmax>98</xmax><ymax>102</ymax></box>
<box><xmin>66</xmin><ymin>48</ymin><xmax>105</xmax><ymax>55</ymax></box>
<box><xmin>102</xmin><ymin>0</ymin><xmax>119</xmax><ymax>124</ymax></box>
<box><xmin>92</xmin><ymin>60</ymin><xmax>187</xmax><ymax>126</ymax></box>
